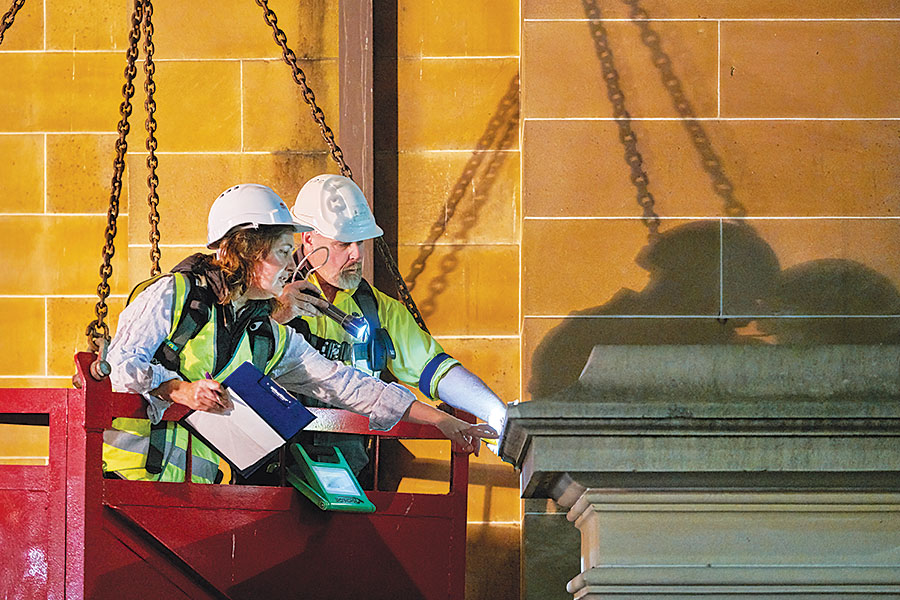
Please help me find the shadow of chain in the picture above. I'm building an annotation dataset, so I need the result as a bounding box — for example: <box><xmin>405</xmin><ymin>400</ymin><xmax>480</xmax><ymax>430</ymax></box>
<box><xmin>621</xmin><ymin>0</ymin><xmax>746</xmax><ymax>218</ymax></box>
<box><xmin>581</xmin><ymin>0</ymin><xmax>746</xmax><ymax>224</ymax></box>
<box><xmin>404</xmin><ymin>74</ymin><xmax>520</xmax><ymax>318</ymax></box>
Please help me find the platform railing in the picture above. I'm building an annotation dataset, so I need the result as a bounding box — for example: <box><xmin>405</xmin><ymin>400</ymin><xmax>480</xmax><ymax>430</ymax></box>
<box><xmin>0</xmin><ymin>353</ymin><xmax>471</xmax><ymax>600</ymax></box>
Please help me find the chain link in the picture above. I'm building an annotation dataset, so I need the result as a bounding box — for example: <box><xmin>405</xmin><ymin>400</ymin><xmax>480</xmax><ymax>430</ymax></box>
<box><xmin>582</xmin><ymin>0</ymin><xmax>660</xmax><ymax>239</ymax></box>
<box><xmin>621</xmin><ymin>0</ymin><xmax>746</xmax><ymax>218</ymax></box>
<box><xmin>85</xmin><ymin>0</ymin><xmax>143</xmax><ymax>349</ymax></box>
<box><xmin>255</xmin><ymin>0</ymin><xmax>429</xmax><ymax>331</ymax></box>
<box><xmin>0</xmin><ymin>0</ymin><xmax>26</xmax><ymax>47</ymax></box>
<box><xmin>142</xmin><ymin>0</ymin><xmax>161</xmax><ymax>275</ymax></box>
<box><xmin>255</xmin><ymin>0</ymin><xmax>351</xmax><ymax>179</ymax></box>
<box><xmin>375</xmin><ymin>237</ymin><xmax>429</xmax><ymax>333</ymax></box>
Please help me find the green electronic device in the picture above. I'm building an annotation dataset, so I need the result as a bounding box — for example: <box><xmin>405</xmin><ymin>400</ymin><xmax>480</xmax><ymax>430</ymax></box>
<box><xmin>286</xmin><ymin>443</ymin><xmax>376</xmax><ymax>513</ymax></box>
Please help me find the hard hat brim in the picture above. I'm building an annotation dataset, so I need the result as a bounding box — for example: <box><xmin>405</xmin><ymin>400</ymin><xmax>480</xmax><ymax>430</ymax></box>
<box><xmin>206</xmin><ymin>222</ymin><xmax>313</xmax><ymax>249</ymax></box>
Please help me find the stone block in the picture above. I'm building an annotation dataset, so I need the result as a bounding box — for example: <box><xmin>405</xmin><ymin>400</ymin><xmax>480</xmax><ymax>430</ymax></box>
<box><xmin>523</xmin><ymin>20</ymin><xmax>717</xmax><ymax>119</ymax></box>
<box><xmin>241</xmin><ymin>59</ymin><xmax>339</xmax><ymax>152</ymax></box>
<box><xmin>465</xmin><ymin>450</ymin><xmax>522</xmax><ymax>522</ymax></box>
<box><xmin>722</xmin><ymin>21</ymin><xmax>900</xmax><ymax>118</ymax></box>
<box><xmin>523</xmin><ymin>119</ymin><xmax>900</xmax><ymax>218</ymax></box>
<box><xmin>132</xmin><ymin>60</ymin><xmax>241</xmax><ymax>152</ymax></box>
<box><xmin>521</xmin><ymin>218</ymin><xmax>659</xmax><ymax>316</ymax></box>
<box><xmin>0</xmin><ymin>298</ymin><xmax>44</xmax><ymax>375</ymax></box>
<box><xmin>0</xmin><ymin>215</ymin><xmax>128</xmax><ymax>295</ymax></box>
<box><xmin>522</xmin><ymin>509</ymin><xmax>581</xmax><ymax>600</ymax></box>
<box><xmin>46</xmin><ymin>0</ymin><xmax>130</xmax><ymax>50</ymax></box>
<box><xmin>0</xmin><ymin>0</ymin><xmax>42</xmax><ymax>50</ymax></box>
<box><xmin>47</xmin><ymin>134</ymin><xmax>122</xmax><ymax>213</ymax></box>
<box><xmin>0</xmin><ymin>135</ymin><xmax>43</xmax><ymax>213</ymax></box>
<box><xmin>523</xmin><ymin>0</ymin><xmax>900</xmax><ymax>19</ymax></box>
<box><xmin>385</xmin><ymin>150</ymin><xmax>519</xmax><ymax>246</ymax></box>
<box><xmin>380</xmin><ymin>58</ymin><xmax>519</xmax><ymax>151</ymax></box>
<box><xmin>396</xmin><ymin>244</ymin><xmax>519</xmax><ymax>335</ymax></box>
<box><xmin>398</xmin><ymin>0</ymin><xmax>518</xmax><ymax>57</ymax></box>
<box><xmin>505</xmin><ymin>345</ymin><xmax>900</xmax><ymax>598</ymax></box>
<box><xmin>568</xmin><ymin>491</ymin><xmax>900</xmax><ymax>598</ymax></box>
<box><xmin>0</xmin><ymin>424</ymin><xmax>48</xmax><ymax>465</ymax></box>
<box><xmin>466</xmin><ymin>522</ymin><xmax>521</xmax><ymax>600</ymax></box>
<box><xmin>0</xmin><ymin>53</ymin><xmax>122</xmax><ymax>132</ymax></box>
<box><xmin>750</xmin><ymin>218</ymin><xmax>900</xmax><ymax>301</ymax></box>
<box><xmin>148</xmin><ymin>0</ymin><xmax>337</xmax><ymax>60</ymax></box>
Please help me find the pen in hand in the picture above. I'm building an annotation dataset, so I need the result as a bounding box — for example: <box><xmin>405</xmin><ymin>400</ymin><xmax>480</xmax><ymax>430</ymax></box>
<box><xmin>204</xmin><ymin>372</ymin><xmax>233</xmax><ymax>414</ymax></box>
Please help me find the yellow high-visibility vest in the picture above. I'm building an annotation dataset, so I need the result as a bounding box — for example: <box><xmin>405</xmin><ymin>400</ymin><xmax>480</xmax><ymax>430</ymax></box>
<box><xmin>103</xmin><ymin>272</ymin><xmax>287</xmax><ymax>483</ymax></box>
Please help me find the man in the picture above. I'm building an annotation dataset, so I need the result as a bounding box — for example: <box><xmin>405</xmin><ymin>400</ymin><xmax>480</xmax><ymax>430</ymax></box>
<box><xmin>273</xmin><ymin>174</ymin><xmax>507</xmax><ymax>474</ymax></box>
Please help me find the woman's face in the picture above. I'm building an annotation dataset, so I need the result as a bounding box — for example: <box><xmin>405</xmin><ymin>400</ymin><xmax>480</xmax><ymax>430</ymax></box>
<box><xmin>248</xmin><ymin>231</ymin><xmax>297</xmax><ymax>299</ymax></box>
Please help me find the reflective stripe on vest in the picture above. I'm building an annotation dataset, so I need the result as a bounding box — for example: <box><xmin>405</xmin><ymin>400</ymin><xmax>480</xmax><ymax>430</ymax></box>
<box><xmin>102</xmin><ymin>273</ymin><xmax>289</xmax><ymax>483</ymax></box>
<box><xmin>102</xmin><ymin>418</ymin><xmax>220</xmax><ymax>483</ymax></box>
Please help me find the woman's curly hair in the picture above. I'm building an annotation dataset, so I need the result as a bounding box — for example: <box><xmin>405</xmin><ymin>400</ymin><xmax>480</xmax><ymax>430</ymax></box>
<box><xmin>212</xmin><ymin>225</ymin><xmax>295</xmax><ymax>303</ymax></box>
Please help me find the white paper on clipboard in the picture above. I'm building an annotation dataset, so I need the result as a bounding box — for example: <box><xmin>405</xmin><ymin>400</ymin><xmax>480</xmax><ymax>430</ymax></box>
<box><xmin>184</xmin><ymin>387</ymin><xmax>285</xmax><ymax>472</ymax></box>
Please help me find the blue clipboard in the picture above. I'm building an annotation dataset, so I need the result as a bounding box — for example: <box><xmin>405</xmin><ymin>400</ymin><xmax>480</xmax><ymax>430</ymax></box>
<box><xmin>223</xmin><ymin>361</ymin><xmax>316</xmax><ymax>439</ymax></box>
<box><xmin>183</xmin><ymin>362</ymin><xmax>316</xmax><ymax>478</ymax></box>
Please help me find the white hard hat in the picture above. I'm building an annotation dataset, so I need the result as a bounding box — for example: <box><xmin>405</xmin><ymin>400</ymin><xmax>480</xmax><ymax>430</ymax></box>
<box><xmin>207</xmin><ymin>183</ymin><xmax>311</xmax><ymax>248</ymax></box>
<box><xmin>291</xmin><ymin>174</ymin><xmax>383</xmax><ymax>243</ymax></box>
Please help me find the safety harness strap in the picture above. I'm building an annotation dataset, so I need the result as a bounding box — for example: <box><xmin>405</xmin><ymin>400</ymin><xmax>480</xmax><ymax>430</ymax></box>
<box><xmin>354</xmin><ymin>280</ymin><xmax>395</xmax><ymax>373</ymax></box>
<box><xmin>352</xmin><ymin>280</ymin><xmax>380</xmax><ymax>339</ymax></box>
<box><xmin>290</xmin><ymin>309</ymin><xmax>367</xmax><ymax>363</ymax></box>
<box><xmin>129</xmin><ymin>272</ymin><xmax>278</xmax><ymax>375</ymax></box>
<box><xmin>290</xmin><ymin>279</ymin><xmax>392</xmax><ymax>371</ymax></box>
<box><xmin>145</xmin><ymin>421</ymin><xmax>168</xmax><ymax>475</ymax></box>
<box><xmin>132</xmin><ymin>271</ymin><xmax>278</xmax><ymax>477</ymax></box>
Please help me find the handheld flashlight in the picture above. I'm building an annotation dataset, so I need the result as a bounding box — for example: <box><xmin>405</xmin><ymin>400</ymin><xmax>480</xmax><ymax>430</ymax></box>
<box><xmin>314</xmin><ymin>290</ymin><xmax>370</xmax><ymax>341</ymax></box>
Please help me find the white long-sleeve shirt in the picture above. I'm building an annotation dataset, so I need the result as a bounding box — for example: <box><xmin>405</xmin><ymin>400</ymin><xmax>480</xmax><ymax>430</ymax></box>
<box><xmin>107</xmin><ymin>276</ymin><xmax>414</xmax><ymax>431</ymax></box>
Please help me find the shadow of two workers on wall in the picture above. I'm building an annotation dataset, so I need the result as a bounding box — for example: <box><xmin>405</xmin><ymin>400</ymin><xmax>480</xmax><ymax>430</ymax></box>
<box><xmin>529</xmin><ymin>220</ymin><xmax>900</xmax><ymax>399</ymax></box>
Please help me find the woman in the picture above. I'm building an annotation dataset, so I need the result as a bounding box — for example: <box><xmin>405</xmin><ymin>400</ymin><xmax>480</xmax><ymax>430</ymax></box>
<box><xmin>102</xmin><ymin>183</ymin><xmax>495</xmax><ymax>483</ymax></box>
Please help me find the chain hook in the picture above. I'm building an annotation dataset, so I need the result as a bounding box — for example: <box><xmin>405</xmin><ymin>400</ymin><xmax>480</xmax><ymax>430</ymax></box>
<box><xmin>89</xmin><ymin>337</ymin><xmax>112</xmax><ymax>381</ymax></box>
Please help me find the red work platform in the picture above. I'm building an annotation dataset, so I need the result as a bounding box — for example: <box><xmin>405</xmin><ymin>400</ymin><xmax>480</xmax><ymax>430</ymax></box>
<box><xmin>0</xmin><ymin>353</ymin><xmax>470</xmax><ymax>599</ymax></box>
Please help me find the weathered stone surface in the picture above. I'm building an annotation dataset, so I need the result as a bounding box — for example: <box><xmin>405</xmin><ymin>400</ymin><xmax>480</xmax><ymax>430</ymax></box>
<box><xmin>501</xmin><ymin>345</ymin><xmax>900</xmax><ymax>498</ymax></box>
<box><xmin>505</xmin><ymin>345</ymin><xmax>900</xmax><ymax>598</ymax></box>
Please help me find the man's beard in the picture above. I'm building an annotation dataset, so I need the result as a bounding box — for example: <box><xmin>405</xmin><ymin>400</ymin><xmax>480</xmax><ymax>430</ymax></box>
<box><xmin>334</xmin><ymin>264</ymin><xmax>363</xmax><ymax>290</ymax></box>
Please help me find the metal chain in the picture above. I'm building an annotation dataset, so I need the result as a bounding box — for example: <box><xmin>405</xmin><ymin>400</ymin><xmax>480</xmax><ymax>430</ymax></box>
<box><xmin>375</xmin><ymin>237</ymin><xmax>429</xmax><ymax>332</ymax></box>
<box><xmin>255</xmin><ymin>0</ymin><xmax>429</xmax><ymax>331</ymax></box>
<box><xmin>582</xmin><ymin>0</ymin><xmax>660</xmax><ymax>239</ymax></box>
<box><xmin>142</xmin><ymin>0</ymin><xmax>162</xmax><ymax>275</ymax></box>
<box><xmin>622</xmin><ymin>0</ymin><xmax>746</xmax><ymax>218</ymax></box>
<box><xmin>85</xmin><ymin>0</ymin><xmax>143</xmax><ymax>349</ymax></box>
<box><xmin>255</xmin><ymin>0</ymin><xmax>351</xmax><ymax>179</ymax></box>
<box><xmin>0</xmin><ymin>0</ymin><xmax>26</xmax><ymax>47</ymax></box>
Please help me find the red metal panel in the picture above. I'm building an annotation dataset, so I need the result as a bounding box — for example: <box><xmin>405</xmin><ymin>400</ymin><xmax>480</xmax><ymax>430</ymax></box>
<box><xmin>88</xmin><ymin>511</ymin><xmax>221</xmax><ymax>600</ymax></box>
<box><xmin>0</xmin><ymin>353</ymin><xmax>471</xmax><ymax>599</ymax></box>
<box><xmin>0</xmin><ymin>490</ymin><xmax>52</xmax><ymax>599</ymax></box>
<box><xmin>110</xmin><ymin>498</ymin><xmax>459</xmax><ymax>599</ymax></box>
<box><xmin>0</xmin><ymin>388</ymin><xmax>68</xmax><ymax>600</ymax></box>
